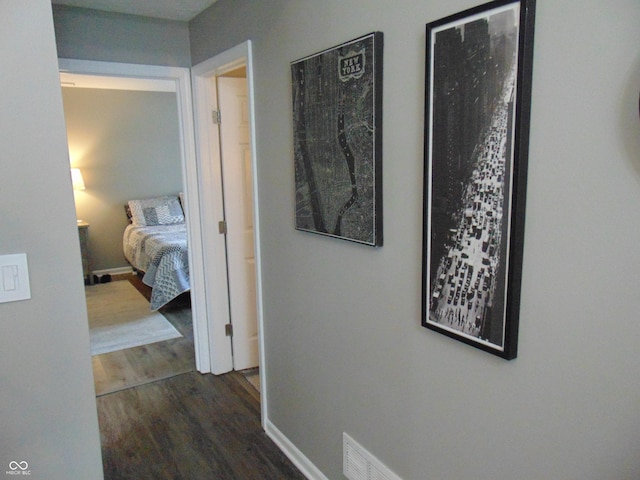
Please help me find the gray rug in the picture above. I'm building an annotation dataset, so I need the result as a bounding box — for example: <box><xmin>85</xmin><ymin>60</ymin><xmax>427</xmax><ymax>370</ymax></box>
<box><xmin>86</xmin><ymin>281</ymin><xmax>182</xmax><ymax>356</ymax></box>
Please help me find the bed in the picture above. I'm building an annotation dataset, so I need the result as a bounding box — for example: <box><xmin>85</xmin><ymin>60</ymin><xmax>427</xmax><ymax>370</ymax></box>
<box><xmin>123</xmin><ymin>195</ymin><xmax>190</xmax><ymax>310</ymax></box>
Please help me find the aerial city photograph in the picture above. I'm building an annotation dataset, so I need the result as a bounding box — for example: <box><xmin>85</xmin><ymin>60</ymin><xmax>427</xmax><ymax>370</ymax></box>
<box><xmin>425</xmin><ymin>6</ymin><xmax>520</xmax><ymax>350</ymax></box>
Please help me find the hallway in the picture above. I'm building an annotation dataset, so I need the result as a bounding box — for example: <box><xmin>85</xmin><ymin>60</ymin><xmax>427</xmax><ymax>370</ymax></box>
<box><xmin>91</xmin><ymin>280</ymin><xmax>302</xmax><ymax>479</ymax></box>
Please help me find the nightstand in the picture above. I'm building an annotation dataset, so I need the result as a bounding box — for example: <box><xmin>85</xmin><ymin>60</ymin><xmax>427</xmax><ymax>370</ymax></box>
<box><xmin>77</xmin><ymin>221</ymin><xmax>93</xmax><ymax>285</ymax></box>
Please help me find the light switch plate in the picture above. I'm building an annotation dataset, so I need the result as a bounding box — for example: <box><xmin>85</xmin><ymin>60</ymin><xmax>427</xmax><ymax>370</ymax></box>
<box><xmin>0</xmin><ymin>253</ymin><xmax>31</xmax><ymax>304</ymax></box>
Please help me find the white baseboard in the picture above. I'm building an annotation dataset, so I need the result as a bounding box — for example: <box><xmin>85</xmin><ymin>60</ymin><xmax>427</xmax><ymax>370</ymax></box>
<box><xmin>265</xmin><ymin>420</ymin><xmax>329</xmax><ymax>480</ymax></box>
<box><xmin>92</xmin><ymin>266</ymin><xmax>133</xmax><ymax>277</ymax></box>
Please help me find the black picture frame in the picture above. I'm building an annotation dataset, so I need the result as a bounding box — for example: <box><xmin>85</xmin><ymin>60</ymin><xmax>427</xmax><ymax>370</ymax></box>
<box><xmin>291</xmin><ymin>32</ymin><xmax>383</xmax><ymax>246</ymax></box>
<box><xmin>422</xmin><ymin>0</ymin><xmax>535</xmax><ymax>359</ymax></box>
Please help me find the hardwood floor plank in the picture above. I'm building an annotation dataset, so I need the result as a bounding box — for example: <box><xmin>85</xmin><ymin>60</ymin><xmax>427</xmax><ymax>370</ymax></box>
<box><xmin>91</xmin><ymin>301</ymin><xmax>196</xmax><ymax>396</ymax></box>
<box><xmin>90</xmin><ymin>281</ymin><xmax>299</xmax><ymax>478</ymax></box>
<box><xmin>97</xmin><ymin>371</ymin><xmax>305</xmax><ymax>479</ymax></box>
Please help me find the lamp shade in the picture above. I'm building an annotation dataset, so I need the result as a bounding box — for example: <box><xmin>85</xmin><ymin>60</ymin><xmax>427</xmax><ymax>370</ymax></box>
<box><xmin>71</xmin><ymin>168</ymin><xmax>85</xmax><ymax>190</ymax></box>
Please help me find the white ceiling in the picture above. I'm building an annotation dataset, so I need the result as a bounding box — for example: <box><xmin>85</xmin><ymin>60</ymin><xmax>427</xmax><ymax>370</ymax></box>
<box><xmin>51</xmin><ymin>0</ymin><xmax>219</xmax><ymax>21</ymax></box>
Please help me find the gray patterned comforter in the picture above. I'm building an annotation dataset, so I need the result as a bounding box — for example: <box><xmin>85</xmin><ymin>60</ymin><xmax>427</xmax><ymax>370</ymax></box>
<box><xmin>123</xmin><ymin>223</ymin><xmax>189</xmax><ymax>310</ymax></box>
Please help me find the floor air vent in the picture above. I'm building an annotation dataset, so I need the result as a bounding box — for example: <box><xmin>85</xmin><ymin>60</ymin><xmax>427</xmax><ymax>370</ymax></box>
<box><xmin>343</xmin><ymin>433</ymin><xmax>402</xmax><ymax>480</ymax></box>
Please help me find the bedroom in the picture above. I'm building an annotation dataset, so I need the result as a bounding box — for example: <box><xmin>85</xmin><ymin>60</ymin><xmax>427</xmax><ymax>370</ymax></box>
<box><xmin>61</xmin><ymin>77</ymin><xmax>197</xmax><ymax>386</ymax></box>
<box><xmin>62</xmin><ymin>79</ymin><xmax>184</xmax><ymax>286</ymax></box>
<box><xmin>60</xmin><ymin>44</ymin><xmax>259</xmax><ymax>390</ymax></box>
<box><xmin>62</xmin><ymin>69</ymin><xmax>260</xmax><ymax>392</ymax></box>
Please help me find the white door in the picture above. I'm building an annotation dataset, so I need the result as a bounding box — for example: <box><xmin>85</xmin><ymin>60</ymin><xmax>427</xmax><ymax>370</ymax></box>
<box><xmin>218</xmin><ymin>76</ymin><xmax>259</xmax><ymax>371</ymax></box>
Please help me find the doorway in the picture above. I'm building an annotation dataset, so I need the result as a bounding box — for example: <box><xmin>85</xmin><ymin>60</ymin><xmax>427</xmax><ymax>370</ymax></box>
<box><xmin>58</xmin><ymin>59</ymin><xmax>210</xmax><ymax>375</ymax></box>
<box><xmin>59</xmin><ymin>49</ymin><xmax>266</xmax><ymax>423</ymax></box>
<box><xmin>191</xmin><ymin>42</ymin><xmax>265</xmax><ymax>422</ymax></box>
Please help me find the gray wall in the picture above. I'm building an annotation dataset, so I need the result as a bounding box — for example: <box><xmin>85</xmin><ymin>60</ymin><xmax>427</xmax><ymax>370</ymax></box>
<box><xmin>191</xmin><ymin>1</ymin><xmax>640</xmax><ymax>479</ymax></box>
<box><xmin>62</xmin><ymin>87</ymin><xmax>183</xmax><ymax>271</ymax></box>
<box><xmin>53</xmin><ymin>5</ymin><xmax>191</xmax><ymax>67</ymax></box>
<box><xmin>0</xmin><ymin>2</ymin><xmax>103</xmax><ymax>478</ymax></box>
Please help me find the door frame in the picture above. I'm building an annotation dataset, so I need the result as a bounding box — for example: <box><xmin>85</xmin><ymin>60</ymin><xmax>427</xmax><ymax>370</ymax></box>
<box><xmin>58</xmin><ymin>58</ymin><xmax>213</xmax><ymax>373</ymax></box>
<box><xmin>191</xmin><ymin>41</ymin><xmax>266</xmax><ymax>424</ymax></box>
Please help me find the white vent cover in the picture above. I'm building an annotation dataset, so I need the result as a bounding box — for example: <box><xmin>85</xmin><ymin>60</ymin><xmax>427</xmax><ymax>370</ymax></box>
<box><xmin>343</xmin><ymin>433</ymin><xmax>402</xmax><ymax>480</ymax></box>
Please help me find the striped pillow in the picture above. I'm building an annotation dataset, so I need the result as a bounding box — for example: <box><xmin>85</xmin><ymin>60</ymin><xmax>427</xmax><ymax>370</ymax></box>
<box><xmin>128</xmin><ymin>196</ymin><xmax>184</xmax><ymax>226</ymax></box>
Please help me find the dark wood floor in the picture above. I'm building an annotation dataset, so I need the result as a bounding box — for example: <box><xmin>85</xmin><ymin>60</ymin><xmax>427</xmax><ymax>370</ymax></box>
<box><xmin>97</xmin><ymin>371</ymin><xmax>304</xmax><ymax>479</ymax></box>
<box><xmin>92</xmin><ymin>298</ymin><xmax>195</xmax><ymax>396</ymax></box>
<box><xmin>93</xmin><ymin>279</ymin><xmax>304</xmax><ymax>479</ymax></box>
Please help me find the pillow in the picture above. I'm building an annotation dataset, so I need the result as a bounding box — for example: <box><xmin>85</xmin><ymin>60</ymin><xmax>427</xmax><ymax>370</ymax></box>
<box><xmin>128</xmin><ymin>196</ymin><xmax>184</xmax><ymax>226</ymax></box>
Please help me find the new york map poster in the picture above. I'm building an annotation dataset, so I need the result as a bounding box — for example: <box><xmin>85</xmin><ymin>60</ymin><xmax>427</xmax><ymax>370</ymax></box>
<box><xmin>291</xmin><ymin>32</ymin><xmax>383</xmax><ymax>246</ymax></box>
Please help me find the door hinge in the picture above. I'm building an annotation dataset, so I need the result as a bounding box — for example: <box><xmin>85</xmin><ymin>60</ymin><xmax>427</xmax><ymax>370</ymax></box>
<box><xmin>218</xmin><ymin>220</ymin><xmax>227</xmax><ymax>234</ymax></box>
<box><xmin>225</xmin><ymin>323</ymin><xmax>233</xmax><ymax>337</ymax></box>
<box><xmin>212</xmin><ymin>109</ymin><xmax>221</xmax><ymax>124</ymax></box>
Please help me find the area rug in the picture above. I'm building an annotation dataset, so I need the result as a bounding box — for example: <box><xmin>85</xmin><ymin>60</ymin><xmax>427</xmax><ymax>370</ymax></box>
<box><xmin>86</xmin><ymin>281</ymin><xmax>182</xmax><ymax>356</ymax></box>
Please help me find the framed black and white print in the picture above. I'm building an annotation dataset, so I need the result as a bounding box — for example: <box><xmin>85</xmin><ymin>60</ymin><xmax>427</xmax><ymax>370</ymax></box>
<box><xmin>422</xmin><ymin>0</ymin><xmax>535</xmax><ymax>359</ymax></box>
<box><xmin>292</xmin><ymin>32</ymin><xmax>383</xmax><ymax>246</ymax></box>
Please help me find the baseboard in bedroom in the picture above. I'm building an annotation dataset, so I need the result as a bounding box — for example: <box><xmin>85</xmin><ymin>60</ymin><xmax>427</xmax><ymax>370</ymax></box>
<box><xmin>92</xmin><ymin>266</ymin><xmax>134</xmax><ymax>277</ymax></box>
<box><xmin>91</xmin><ymin>267</ymin><xmax>134</xmax><ymax>283</ymax></box>
<box><xmin>265</xmin><ymin>419</ymin><xmax>329</xmax><ymax>480</ymax></box>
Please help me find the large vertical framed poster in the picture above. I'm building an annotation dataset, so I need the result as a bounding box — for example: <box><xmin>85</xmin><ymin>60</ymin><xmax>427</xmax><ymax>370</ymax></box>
<box><xmin>422</xmin><ymin>0</ymin><xmax>536</xmax><ymax>359</ymax></box>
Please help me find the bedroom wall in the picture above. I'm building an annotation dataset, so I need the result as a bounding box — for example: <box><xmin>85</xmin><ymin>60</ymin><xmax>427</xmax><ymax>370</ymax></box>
<box><xmin>52</xmin><ymin>5</ymin><xmax>191</xmax><ymax>67</ymax></box>
<box><xmin>191</xmin><ymin>1</ymin><xmax>640</xmax><ymax>479</ymax></box>
<box><xmin>61</xmin><ymin>87</ymin><xmax>183</xmax><ymax>272</ymax></box>
<box><xmin>0</xmin><ymin>1</ymin><xmax>103</xmax><ymax>478</ymax></box>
